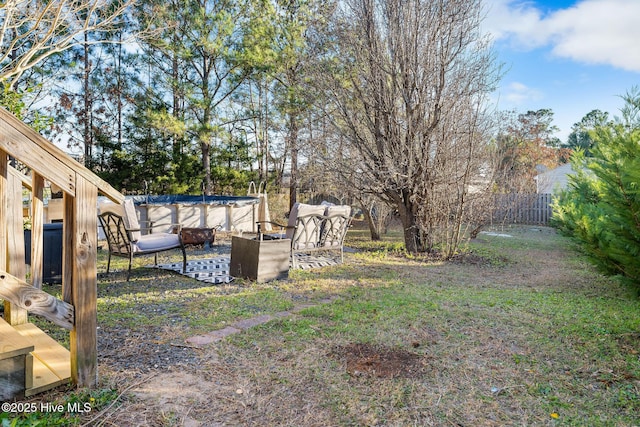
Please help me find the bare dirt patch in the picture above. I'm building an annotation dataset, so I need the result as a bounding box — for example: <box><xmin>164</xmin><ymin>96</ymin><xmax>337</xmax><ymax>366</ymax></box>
<box><xmin>329</xmin><ymin>343</ymin><xmax>429</xmax><ymax>379</ymax></box>
<box><xmin>128</xmin><ymin>371</ymin><xmax>219</xmax><ymax>427</ymax></box>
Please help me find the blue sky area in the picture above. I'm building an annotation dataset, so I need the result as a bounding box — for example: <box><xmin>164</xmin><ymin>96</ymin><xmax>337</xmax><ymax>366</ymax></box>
<box><xmin>483</xmin><ymin>0</ymin><xmax>640</xmax><ymax>142</ymax></box>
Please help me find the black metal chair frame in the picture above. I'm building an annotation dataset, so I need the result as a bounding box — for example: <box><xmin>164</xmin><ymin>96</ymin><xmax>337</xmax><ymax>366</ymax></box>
<box><xmin>98</xmin><ymin>211</ymin><xmax>187</xmax><ymax>281</ymax></box>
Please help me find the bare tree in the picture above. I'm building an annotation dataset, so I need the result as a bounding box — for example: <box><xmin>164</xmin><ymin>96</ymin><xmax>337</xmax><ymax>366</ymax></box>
<box><xmin>316</xmin><ymin>0</ymin><xmax>501</xmax><ymax>255</ymax></box>
<box><xmin>0</xmin><ymin>0</ymin><xmax>137</xmax><ymax>86</ymax></box>
<box><xmin>303</xmin><ymin>133</ymin><xmax>395</xmax><ymax>240</ymax></box>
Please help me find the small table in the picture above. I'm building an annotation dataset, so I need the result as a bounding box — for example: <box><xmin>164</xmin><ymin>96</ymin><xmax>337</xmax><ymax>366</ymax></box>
<box><xmin>230</xmin><ymin>235</ymin><xmax>290</xmax><ymax>282</ymax></box>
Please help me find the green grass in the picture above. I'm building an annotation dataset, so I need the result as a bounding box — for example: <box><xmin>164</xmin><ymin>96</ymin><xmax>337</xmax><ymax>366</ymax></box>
<box><xmin>1</xmin><ymin>388</ymin><xmax>118</xmax><ymax>426</ymax></box>
<box><xmin>8</xmin><ymin>226</ymin><xmax>640</xmax><ymax>426</ymax></box>
<box><xmin>185</xmin><ymin>288</ymin><xmax>295</xmax><ymax>331</ymax></box>
<box><xmin>214</xmin><ymin>227</ymin><xmax>640</xmax><ymax>426</ymax></box>
<box><xmin>346</xmin><ymin>228</ymin><xmax>408</xmax><ymax>255</ymax></box>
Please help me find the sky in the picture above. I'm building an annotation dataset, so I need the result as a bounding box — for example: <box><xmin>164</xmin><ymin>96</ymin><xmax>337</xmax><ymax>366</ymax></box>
<box><xmin>482</xmin><ymin>0</ymin><xmax>640</xmax><ymax>142</ymax></box>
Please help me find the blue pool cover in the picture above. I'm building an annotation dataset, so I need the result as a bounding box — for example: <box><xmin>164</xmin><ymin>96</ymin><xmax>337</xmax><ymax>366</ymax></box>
<box><xmin>127</xmin><ymin>194</ymin><xmax>259</xmax><ymax>206</ymax></box>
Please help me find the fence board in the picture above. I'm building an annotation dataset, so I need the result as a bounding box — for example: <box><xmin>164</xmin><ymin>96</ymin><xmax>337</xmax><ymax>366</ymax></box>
<box><xmin>492</xmin><ymin>193</ymin><xmax>553</xmax><ymax>225</ymax></box>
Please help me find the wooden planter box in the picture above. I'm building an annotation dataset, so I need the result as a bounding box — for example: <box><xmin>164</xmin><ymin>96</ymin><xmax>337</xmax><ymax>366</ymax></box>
<box><xmin>230</xmin><ymin>236</ymin><xmax>290</xmax><ymax>282</ymax></box>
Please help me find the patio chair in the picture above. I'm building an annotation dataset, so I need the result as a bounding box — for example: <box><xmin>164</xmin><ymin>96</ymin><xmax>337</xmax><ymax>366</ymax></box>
<box><xmin>258</xmin><ymin>202</ymin><xmax>352</xmax><ymax>268</ymax></box>
<box><xmin>259</xmin><ymin>202</ymin><xmax>326</xmax><ymax>240</ymax></box>
<box><xmin>98</xmin><ymin>199</ymin><xmax>186</xmax><ymax>280</ymax></box>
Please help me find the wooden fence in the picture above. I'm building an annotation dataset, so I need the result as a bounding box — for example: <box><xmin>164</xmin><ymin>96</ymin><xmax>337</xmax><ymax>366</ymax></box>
<box><xmin>491</xmin><ymin>193</ymin><xmax>554</xmax><ymax>226</ymax></box>
<box><xmin>303</xmin><ymin>191</ymin><xmax>555</xmax><ymax>226</ymax></box>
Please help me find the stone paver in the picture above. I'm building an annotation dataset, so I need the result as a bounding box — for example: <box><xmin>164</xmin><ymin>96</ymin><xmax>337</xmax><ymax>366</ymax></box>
<box><xmin>273</xmin><ymin>311</ymin><xmax>291</xmax><ymax>318</ymax></box>
<box><xmin>185</xmin><ymin>297</ymin><xmax>339</xmax><ymax>346</ymax></box>
<box><xmin>185</xmin><ymin>326</ymin><xmax>241</xmax><ymax>345</ymax></box>
<box><xmin>232</xmin><ymin>314</ymin><xmax>274</xmax><ymax>330</ymax></box>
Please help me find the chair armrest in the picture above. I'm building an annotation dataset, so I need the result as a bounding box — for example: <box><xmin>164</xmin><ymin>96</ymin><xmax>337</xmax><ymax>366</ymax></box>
<box><xmin>256</xmin><ymin>221</ymin><xmax>293</xmax><ymax>239</ymax></box>
<box><xmin>256</xmin><ymin>220</ymin><xmax>290</xmax><ymax>229</ymax></box>
<box><xmin>256</xmin><ymin>220</ymin><xmax>295</xmax><ymax>234</ymax></box>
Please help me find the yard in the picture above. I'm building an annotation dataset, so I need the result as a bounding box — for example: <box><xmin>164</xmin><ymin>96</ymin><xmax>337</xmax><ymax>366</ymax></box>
<box><xmin>5</xmin><ymin>225</ymin><xmax>640</xmax><ymax>426</ymax></box>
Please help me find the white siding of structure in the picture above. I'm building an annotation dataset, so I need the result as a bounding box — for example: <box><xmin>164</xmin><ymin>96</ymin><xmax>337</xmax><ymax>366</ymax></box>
<box><xmin>535</xmin><ymin>163</ymin><xmax>576</xmax><ymax>194</ymax></box>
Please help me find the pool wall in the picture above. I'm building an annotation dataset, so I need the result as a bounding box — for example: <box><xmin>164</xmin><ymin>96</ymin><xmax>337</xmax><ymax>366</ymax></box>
<box><xmin>133</xmin><ymin>195</ymin><xmax>264</xmax><ymax>233</ymax></box>
<box><xmin>94</xmin><ymin>195</ymin><xmax>266</xmax><ymax>237</ymax></box>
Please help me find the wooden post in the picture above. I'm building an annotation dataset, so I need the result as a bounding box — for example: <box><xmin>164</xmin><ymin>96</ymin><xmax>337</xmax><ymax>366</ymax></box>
<box><xmin>0</xmin><ymin>150</ymin><xmax>7</xmax><ymax>279</ymax></box>
<box><xmin>0</xmin><ymin>150</ymin><xmax>8</xmax><ymax>322</ymax></box>
<box><xmin>4</xmin><ymin>164</ymin><xmax>28</xmax><ymax>325</ymax></box>
<box><xmin>31</xmin><ymin>173</ymin><xmax>45</xmax><ymax>289</ymax></box>
<box><xmin>173</xmin><ymin>203</ymin><xmax>181</xmax><ymax>228</ymax></box>
<box><xmin>62</xmin><ymin>193</ymin><xmax>73</xmax><ymax>304</ymax></box>
<box><xmin>69</xmin><ymin>175</ymin><xmax>98</xmax><ymax>388</ymax></box>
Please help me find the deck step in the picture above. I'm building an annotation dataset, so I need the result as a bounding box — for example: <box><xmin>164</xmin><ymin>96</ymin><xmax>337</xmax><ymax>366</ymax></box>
<box><xmin>0</xmin><ymin>318</ymin><xmax>34</xmax><ymax>400</ymax></box>
<box><xmin>11</xmin><ymin>322</ymin><xmax>70</xmax><ymax>396</ymax></box>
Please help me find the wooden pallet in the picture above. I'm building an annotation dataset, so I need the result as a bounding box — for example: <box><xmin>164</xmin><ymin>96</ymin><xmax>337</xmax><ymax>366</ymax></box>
<box><xmin>0</xmin><ymin>318</ymin><xmax>70</xmax><ymax>398</ymax></box>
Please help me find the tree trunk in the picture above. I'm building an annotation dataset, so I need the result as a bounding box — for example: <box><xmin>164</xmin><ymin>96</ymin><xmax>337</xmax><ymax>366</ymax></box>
<box><xmin>394</xmin><ymin>192</ymin><xmax>425</xmax><ymax>253</ymax></box>
<box><xmin>116</xmin><ymin>39</ymin><xmax>123</xmax><ymax>149</ymax></box>
<box><xmin>398</xmin><ymin>210</ymin><xmax>422</xmax><ymax>253</ymax></box>
<box><xmin>171</xmin><ymin>47</ymin><xmax>182</xmax><ymax>156</ymax></box>
<box><xmin>83</xmin><ymin>34</ymin><xmax>92</xmax><ymax>167</ymax></box>
<box><xmin>201</xmin><ymin>141</ymin><xmax>212</xmax><ymax>195</ymax></box>
<box><xmin>362</xmin><ymin>206</ymin><xmax>381</xmax><ymax>241</ymax></box>
<box><xmin>200</xmin><ymin>51</ymin><xmax>212</xmax><ymax>195</ymax></box>
<box><xmin>288</xmin><ymin>114</ymin><xmax>299</xmax><ymax>211</ymax></box>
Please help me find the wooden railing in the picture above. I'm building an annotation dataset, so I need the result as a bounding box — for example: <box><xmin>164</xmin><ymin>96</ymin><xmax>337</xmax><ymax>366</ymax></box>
<box><xmin>0</xmin><ymin>106</ymin><xmax>123</xmax><ymax>389</ymax></box>
<box><xmin>0</xmin><ymin>271</ymin><xmax>74</xmax><ymax>330</ymax></box>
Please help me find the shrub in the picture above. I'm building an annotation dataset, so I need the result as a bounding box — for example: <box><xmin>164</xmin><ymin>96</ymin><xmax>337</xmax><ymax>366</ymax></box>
<box><xmin>552</xmin><ymin>122</ymin><xmax>640</xmax><ymax>287</ymax></box>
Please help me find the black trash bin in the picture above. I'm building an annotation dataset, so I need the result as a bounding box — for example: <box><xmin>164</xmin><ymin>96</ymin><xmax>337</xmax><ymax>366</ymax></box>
<box><xmin>24</xmin><ymin>222</ymin><xmax>63</xmax><ymax>284</ymax></box>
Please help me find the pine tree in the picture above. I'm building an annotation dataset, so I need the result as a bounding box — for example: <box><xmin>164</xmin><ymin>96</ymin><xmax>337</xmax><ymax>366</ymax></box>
<box><xmin>553</xmin><ymin>92</ymin><xmax>640</xmax><ymax>286</ymax></box>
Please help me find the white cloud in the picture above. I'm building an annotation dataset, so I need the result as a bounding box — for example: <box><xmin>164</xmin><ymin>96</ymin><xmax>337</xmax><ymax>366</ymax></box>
<box><xmin>502</xmin><ymin>81</ymin><xmax>543</xmax><ymax>105</ymax></box>
<box><xmin>483</xmin><ymin>0</ymin><xmax>549</xmax><ymax>48</ymax></box>
<box><xmin>484</xmin><ymin>0</ymin><xmax>640</xmax><ymax>72</ymax></box>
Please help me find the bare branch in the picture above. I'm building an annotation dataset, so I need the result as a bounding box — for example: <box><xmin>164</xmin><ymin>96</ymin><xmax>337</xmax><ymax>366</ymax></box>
<box><xmin>311</xmin><ymin>0</ymin><xmax>502</xmax><ymax>254</ymax></box>
<box><xmin>0</xmin><ymin>0</ymin><xmax>138</xmax><ymax>85</ymax></box>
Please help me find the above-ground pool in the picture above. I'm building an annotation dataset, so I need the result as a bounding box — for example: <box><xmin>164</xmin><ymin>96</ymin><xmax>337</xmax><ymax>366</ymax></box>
<box><xmin>131</xmin><ymin>194</ymin><xmax>264</xmax><ymax>233</ymax></box>
<box><xmin>96</xmin><ymin>194</ymin><xmax>266</xmax><ymax>234</ymax></box>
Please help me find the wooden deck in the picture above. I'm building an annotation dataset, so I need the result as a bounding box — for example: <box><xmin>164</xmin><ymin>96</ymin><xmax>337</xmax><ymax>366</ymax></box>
<box><xmin>0</xmin><ymin>318</ymin><xmax>70</xmax><ymax>398</ymax></box>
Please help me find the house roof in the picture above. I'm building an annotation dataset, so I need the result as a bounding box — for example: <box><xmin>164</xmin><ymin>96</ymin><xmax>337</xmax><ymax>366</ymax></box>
<box><xmin>534</xmin><ymin>163</ymin><xmax>576</xmax><ymax>194</ymax></box>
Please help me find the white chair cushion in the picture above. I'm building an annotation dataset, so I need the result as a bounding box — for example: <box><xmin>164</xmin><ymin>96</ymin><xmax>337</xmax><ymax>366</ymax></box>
<box><xmin>132</xmin><ymin>233</ymin><xmax>181</xmax><ymax>253</ymax></box>
<box><xmin>122</xmin><ymin>199</ymin><xmax>142</xmax><ymax>241</ymax></box>
<box><xmin>286</xmin><ymin>203</ymin><xmax>325</xmax><ymax>240</ymax></box>
<box><xmin>324</xmin><ymin>204</ymin><xmax>351</xmax><ymax>217</ymax></box>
